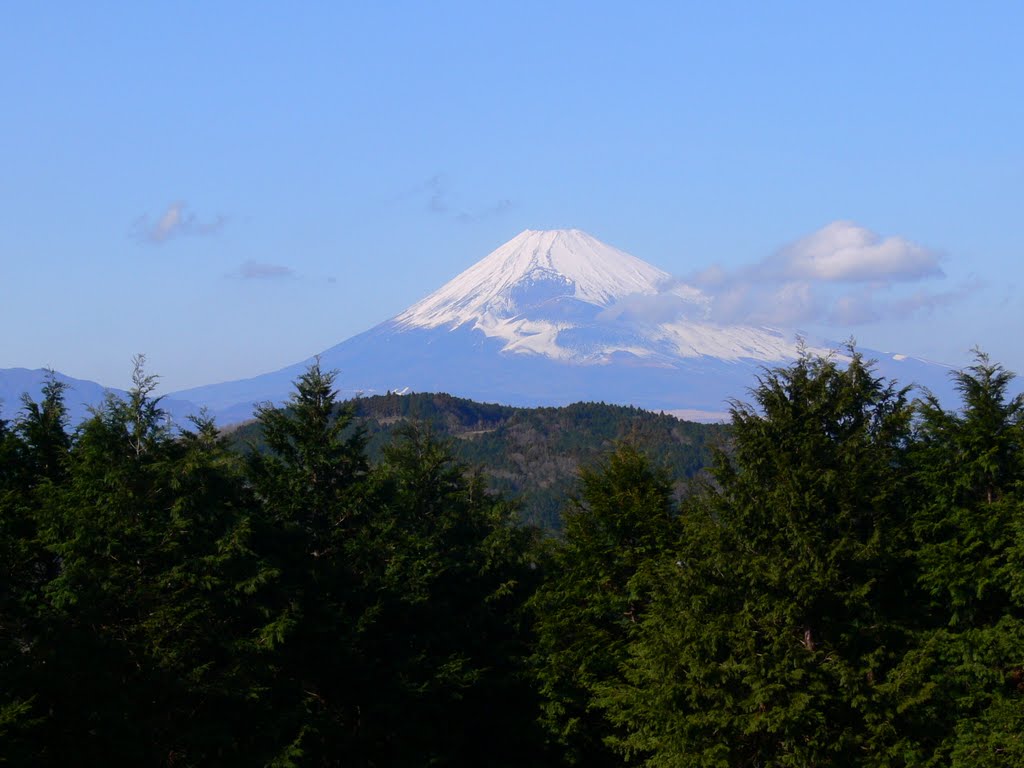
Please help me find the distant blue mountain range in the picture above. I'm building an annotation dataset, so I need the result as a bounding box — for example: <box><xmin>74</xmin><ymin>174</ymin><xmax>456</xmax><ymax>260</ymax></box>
<box><xmin>0</xmin><ymin>368</ymin><xmax>199</xmax><ymax>429</ymax></box>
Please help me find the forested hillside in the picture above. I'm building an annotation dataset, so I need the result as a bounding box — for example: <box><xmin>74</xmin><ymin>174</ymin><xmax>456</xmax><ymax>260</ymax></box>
<box><xmin>230</xmin><ymin>392</ymin><xmax>726</xmax><ymax>530</ymax></box>
<box><xmin>2</xmin><ymin>349</ymin><xmax>1022</xmax><ymax>766</ymax></box>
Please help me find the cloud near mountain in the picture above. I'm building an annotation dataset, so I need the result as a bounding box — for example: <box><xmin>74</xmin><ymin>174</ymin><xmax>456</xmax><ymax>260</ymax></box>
<box><xmin>670</xmin><ymin>221</ymin><xmax>968</xmax><ymax>327</ymax></box>
<box><xmin>768</xmin><ymin>221</ymin><xmax>943</xmax><ymax>283</ymax></box>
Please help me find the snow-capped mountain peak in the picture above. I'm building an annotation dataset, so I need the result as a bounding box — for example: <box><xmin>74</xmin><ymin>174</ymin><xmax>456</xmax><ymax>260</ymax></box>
<box><xmin>392</xmin><ymin>228</ymin><xmax>821</xmax><ymax>364</ymax></box>
<box><xmin>395</xmin><ymin>229</ymin><xmax>671</xmax><ymax>330</ymax></box>
<box><xmin>164</xmin><ymin>227</ymin><xmax>960</xmax><ymax>423</ymax></box>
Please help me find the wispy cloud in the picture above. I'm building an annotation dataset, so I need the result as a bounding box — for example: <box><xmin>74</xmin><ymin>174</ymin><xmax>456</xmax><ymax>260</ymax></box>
<box><xmin>234</xmin><ymin>260</ymin><xmax>295</xmax><ymax>280</ymax></box>
<box><xmin>457</xmin><ymin>198</ymin><xmax>515</xmax><ymax>222</ymax></box>
<box><xmin>425</xmin><ymin>174</ymin><xmax>449</xmax><ymax>214</ymax></box>
<box><xmin>598</xmin><ymin>284</ymin><xmax>709</xmax><ymax>324</ymax></box>
<box><xmin>416</xmin><ymin>174</ymin><xmax>514</xmax><ymax>222</ymax></box>
<box><xmin>134</xmin><ymin>201</ymin><xmax>226</xmax><ymax>244</ymax></box>
<box><xmin>828</xmin><ymin>278</ymin><xmax>984</xmax><ymax>325</ymax></box>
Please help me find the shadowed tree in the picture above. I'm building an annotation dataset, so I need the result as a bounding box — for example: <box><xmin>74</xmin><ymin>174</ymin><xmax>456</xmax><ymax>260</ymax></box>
<box><xmin>20</xmin><ymin>358</ymin><xmax>265</xmax><ymax>766</ymax></box>
<box><xmin>531</xmin><ymin>444</ymin><xmax>678</xmax><ymax>766</ymax></box>
<box><xmin>601</xmin><ymin>348</ymin><xmax>918</xmax><ymax>766</ymax></box>
<box><xmin>0</xmin><ymin>372</ymin><xmax>71</xmax><ymax>762</ymax></box>
<box><xmin>243</xmin><ymin>361</ymin><xmax>373</xmax><ymax>765</ymax></box>
<box><xmin>888</xmin><ymin>351</ymin><xmax>1024</xmax><ymax>766</ymax></box>
<box><xmin>361</xmin><ymin>422</ymin><xmax>545</xmax><ymax>765</ymax></box>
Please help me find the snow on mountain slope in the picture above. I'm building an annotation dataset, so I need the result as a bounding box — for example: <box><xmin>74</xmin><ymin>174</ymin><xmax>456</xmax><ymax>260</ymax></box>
<box><xmin>395</xmin><ymin>228</ymin><xmax>829</xmax><ymax>365</ymax></box>
<box><xmin>167</xmin><ymin>228</ymin><xmax>959</xmax><ymax>423</ymax></box>
<box><xmin>395</xmin><ymin>229</ymin><xmax>671</xmax><ymax>328</ymax></box>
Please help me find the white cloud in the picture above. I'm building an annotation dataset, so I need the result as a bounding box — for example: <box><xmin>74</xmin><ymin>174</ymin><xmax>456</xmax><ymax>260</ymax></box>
<box><xmin>134</xmin><ymin>201</ymin><xmax>225</xmax><ymax>244</ymax></box>
<box><xmin>768</xmin><ymin>220</ymin><xmax>943</xmax><ymax>282</ymax></box>
<box><xmin>680</xmin><ymin>221</ymin><xmax>971</xmax><ymax>328</ymax></box>
<box><xmin>598</xmin><ymin>285</ymin><xmax>709</xmax><ymax>324</ymax></box>
<box><xmin>828</xmin><ymin>278</ymin><xmax>985</xmax><ymax>326</ymax></box>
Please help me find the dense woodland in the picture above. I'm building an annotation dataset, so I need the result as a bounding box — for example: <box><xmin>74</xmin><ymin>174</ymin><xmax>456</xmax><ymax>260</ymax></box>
<box><xmin>1</xmin><ymin>348</ymin><xmax>1023</xmax><ymax>766</ymax></box>
<box><xmin>229</xmin><ymin>392</ymin><xmax>726</xmax><ymax>530</ymax></box>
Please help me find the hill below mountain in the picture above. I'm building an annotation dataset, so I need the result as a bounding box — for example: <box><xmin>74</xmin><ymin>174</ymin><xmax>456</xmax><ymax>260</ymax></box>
<box><xmin>229</xmin><ymin>391</ymin><xmax>729</xmax><ymax>530</ymax></box>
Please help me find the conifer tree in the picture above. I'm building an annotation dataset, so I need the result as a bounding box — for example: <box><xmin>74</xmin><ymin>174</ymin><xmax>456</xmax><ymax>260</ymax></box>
<box><xmin>913</xmin><ymin>351</ymin><xmax>1023</xmax><ymax>625</ymax></box>
<box><xmin>603</xmin><ymin>348</ymin><xmax>917</xmax><ymax>766</ymax></box>
<box><xmin>0</xmin><ymin>372</ymin><xmax>72</xmax><ymax>762</ymax></box>
<box><xmin>889</xmin><ymin>352</ymin><xmax>1024</xmax><ymax>765</ymax></box>
<box><xmin>0</xmin><ymin>409</ymin><xmax>37</xmax><ymax>762</ymax></box>
<box><xmin>28</xmin><ymin>358</ymin><xmax>264</xmax><ymax>766</ymax></box>
<box><xmin>244</xmin><ymin>361</ymin><xmax>374</xmax><ymax>765</ymax></box>
<box><xmin>363</xmin><ymin>422</ymin><xmax>544</xmax><ymax>765</ymax></box>
<box><xmin>16</xmin><ymin>371</ymin><xmax>71</xmax><ymax>482</ymax></box>
<box><xmin>532</xmin><ymin>444</ymin><xmax>677</xmax><ymax>766</ymax></box>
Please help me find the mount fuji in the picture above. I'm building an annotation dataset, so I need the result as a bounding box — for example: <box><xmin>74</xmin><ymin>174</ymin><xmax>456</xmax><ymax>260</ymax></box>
<box><xmin>170</xmin><ymin>229</ymin><xmax>956</xmax><ymax>423</ymax></box>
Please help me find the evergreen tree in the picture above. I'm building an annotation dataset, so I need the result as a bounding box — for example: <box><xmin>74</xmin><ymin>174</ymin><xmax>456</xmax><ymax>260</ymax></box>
<box><xmin>0</xmin><ymin>372</ymin><xmax>71</xmax><ymax>762</ymax></box>
<box><xmin>888</xmin><ymin>352</ymin><xmax>1024</xmax><ymax>765</ymax></box>
<box><xmin>16</xmin><ymin>370</ymin><xmax>71</xmax><ymax>482</ymax></box>
<box><xmin>244</xmin><ymin>361</ymin><xmax>374</xmax><ymax>765</ymax></box>
<box><xmin>363</xmin><ymin>422</ymin><xmax>545</xmax><ymax>765</ymax></box>
<box><xmin>27</xmin><ymin>358</ymin><xmax>264</xmax><ymax>766</ymax></box>
<box><xmin>603</xmin><ymin>348</ymin><xmax>917</xmax><ymax>766</ymax></box>
<box><xmin>913</xmin><ymin>351</ymin><xmax>1023</xmax><ymax>626</ymax></box>
<box><xmin>247</xmin><ymin>368</ymin><xmax>547</xmax><ymax>765</ymax></box>
<box><xmin>0</xmin><ymin>409</ymin><xmax>36</xmax><ymax>763</ymax></box>
<box><xmin>531</xmin><ymin>444</ymin><xmax>677</xmax><ymax>766</ymax></box>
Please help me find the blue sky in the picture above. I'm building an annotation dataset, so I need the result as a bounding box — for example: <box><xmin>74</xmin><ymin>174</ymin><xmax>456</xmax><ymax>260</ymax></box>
<box><xmin>2</xmin><ymin>2</ymin><xmax>1021</xmax><ymax>391</ymax></box>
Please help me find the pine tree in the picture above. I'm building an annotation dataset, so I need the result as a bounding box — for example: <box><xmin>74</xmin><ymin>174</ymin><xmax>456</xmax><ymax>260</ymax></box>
<box><xmin>362</xmin><ymin>422</ymin><xmax>545</xmax><ymax>765</ymax></box>
<box><xmin>531</xmin><ymin>444</ymin><xmax>678</xmax><ymax>766</ymax></box>
<box><xmin>603</xmin><ymin>348</ymin><xmax>917</xmax><ymax>766</ymax></box>
<box><xmin>889</xmin><ymin>352</ymin><xmax>1024</xmax><ymax>765</ymax></box>
<box><xmin>243</xmin><ymin>360</ymin><xmax>374</xmax><ymax>765</ymax></box>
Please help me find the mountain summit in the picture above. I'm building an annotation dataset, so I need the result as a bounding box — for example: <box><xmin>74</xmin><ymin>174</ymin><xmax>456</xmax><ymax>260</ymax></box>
<box><xmin>396</xmin><ymin>228</ymin><xmax>823</xmax><ymax>365</ymax></box>
<box><xmin>396</xmin><ymin>229</ymin><xmax>670</xmax><ymax>329</ymax></box>
<box><xmin>169</xmin><ymin>229</ymin><xmax>953</xmax><ymax>422</ymax></box>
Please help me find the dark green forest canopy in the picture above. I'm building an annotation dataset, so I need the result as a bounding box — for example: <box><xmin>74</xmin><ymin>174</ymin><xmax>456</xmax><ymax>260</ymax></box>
<box><xmin>229</xmin><ymin>392</ymin><xmax>728</xmax><ymax>530</ymax></box>
<box><xmin>1</xmin><ymin>350</ymin><xmax>1022</xmax><ymax>767</ymax></box>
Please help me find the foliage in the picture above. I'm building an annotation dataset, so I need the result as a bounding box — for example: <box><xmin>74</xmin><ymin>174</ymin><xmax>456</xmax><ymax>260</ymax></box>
<box><xmin>2</xmin><ymin>348</ymin><xmax>1023</xmax><ymax>766</ymax></box>
<box><xmin>596</xmin><ymin>348</ymin><xmax>919</xmax><ymax>766</ymax></box>
<box><xmin>358</xmin><ymin>422</ymin><xmax>545</xmax><ymax>765</ymax></box>
<box><xmin>531</xmin><ymin>444</ymin><xmax>678</xmax><ymax>765</ymax></box>
<box><xmin>886</xmin><ymin>351</ymin><xmax>1024</xmax><ymax>766</ymax></box>
<box><xmin>231</xmin><ymin>391</ymin><xmax>726</xmax><ymax>530</ymax></box>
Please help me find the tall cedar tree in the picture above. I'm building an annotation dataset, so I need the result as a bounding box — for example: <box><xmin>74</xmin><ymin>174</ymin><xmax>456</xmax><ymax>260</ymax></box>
<box><xmin>531</xmin><ymin>444</ymin><xmax>677</xmax><ymax>766</ymax></box>
<box><xmin>244</xmin><ymin>361</ymin><xmax>374</xmax><ymax>765</ymax></box>
<box><xmin>887</xmin><ymin>352</ymin><xmax>1024</xmax><ymax>765</ymax></box>
<box><xmin>247</xmin><ymin>366</ymin><xmax>548</xmax><ymax>766</ymax></box>
<box><xmin>361</xmin><ymin>422</ymin><xmax>547</xmax><ymax>766</ymax></box>
<box><xmin>27</xmin><ymin>358</ymin><xmax>263</xmax><ymax>766</ymax></box>
<box><xmin>601</xmin><ymin>348</ymin><xmax>917</xmax><ymax>766</ymax></box>
<box><xmin>0</xmin><ymin>372</ymin><xmax>71</xmax><ymax>761</ymax></box>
